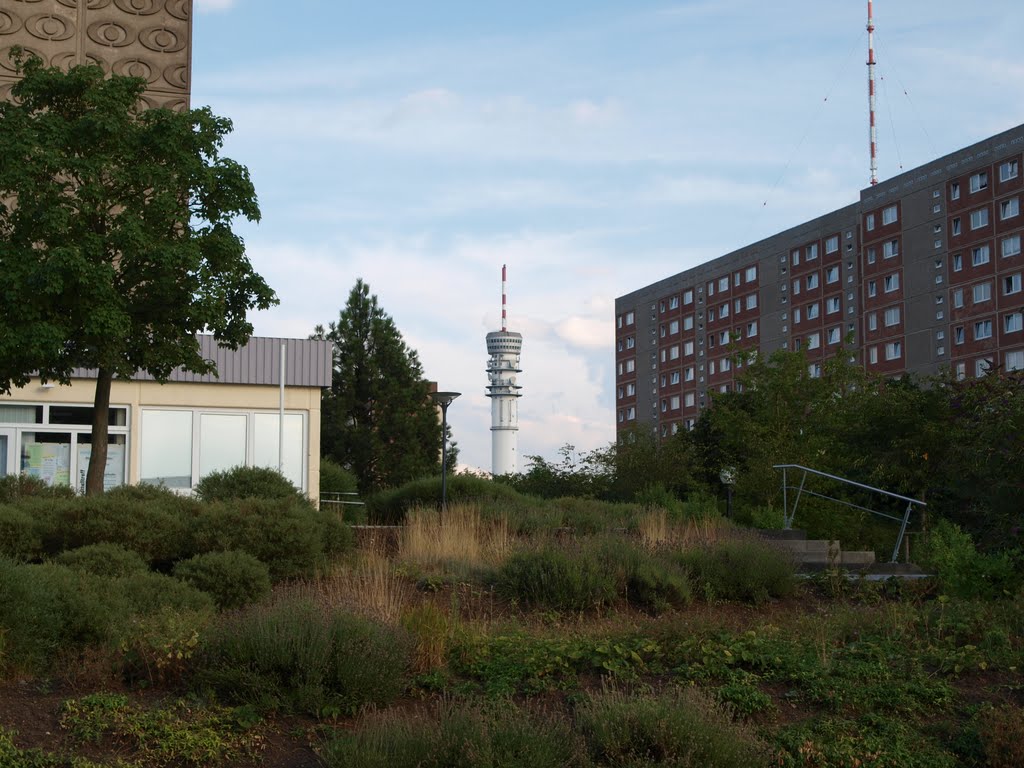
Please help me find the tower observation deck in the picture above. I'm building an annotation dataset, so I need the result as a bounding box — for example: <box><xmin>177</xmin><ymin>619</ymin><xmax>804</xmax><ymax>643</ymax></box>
<box><xmin>486</xmin><ymin>265</ymin><xmax>522</xmax><ymax>476</ymax></box>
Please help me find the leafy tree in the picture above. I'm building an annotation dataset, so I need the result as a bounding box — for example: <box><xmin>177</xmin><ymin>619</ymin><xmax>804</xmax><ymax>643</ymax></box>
<box><xmin>0</xmin><ymin>53</ymin><xmax>274</xmax><ymax>494</ymax></box>
<box><xmin>315</xmin><ymin>279</ymin><xmax>441</xmax><ymax>493</ymax></box>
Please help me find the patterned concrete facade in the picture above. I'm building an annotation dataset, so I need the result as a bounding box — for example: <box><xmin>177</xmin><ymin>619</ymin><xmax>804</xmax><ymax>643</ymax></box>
<box><xmin>0</xmin><ymin>0</ymin><xmax>191</xmax><ymax>109</ymax></box>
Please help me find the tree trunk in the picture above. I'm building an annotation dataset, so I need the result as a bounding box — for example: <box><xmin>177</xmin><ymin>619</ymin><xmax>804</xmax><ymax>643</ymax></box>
<box><xmin>86</xmin><ymin>367</ymin><xmax>113</xmax><ymax>496</ymax></box>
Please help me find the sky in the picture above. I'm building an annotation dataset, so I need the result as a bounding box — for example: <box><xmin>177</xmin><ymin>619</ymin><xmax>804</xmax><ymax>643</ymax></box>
<box><xmin>190</xmin><ymin>0</ymin><xmax>1024</xmax><ymax>473</ymax></box>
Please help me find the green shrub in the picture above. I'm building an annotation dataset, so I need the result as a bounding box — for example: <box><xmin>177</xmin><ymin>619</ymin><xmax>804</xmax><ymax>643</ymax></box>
<box><xmin>368</xmin><ymin>474</ymin><xmax>529</xmax><ymax>525</ymax></box>
<box><xmin>55</xmin><ymin>543</ymin><xmax>148</xmax><ymax>577</ymax></box>
<box><xmin>679</xmin><ymin>539</ymin><xmax>795</xmax><ymax>604</ymax></box>
<box><xmin>114</xmin><ymin>571</ymin><xmax>214</xmax><ymax>616</ymax></box>
<box><xmin>979</xmin><ymin>704</ymin><xmax>1024</xmax><ymax>768</ymax></box>
<box><xmin>322</xmin><ymin>702</ymin><xmax>587</xmax><ymax>768</ymax></box>
<box><xmin>194</xmin><ymin>466</ymin><xmax>304</xmax><ymax>503</ymax></box>
<box><xmin>0</xmin><ymin>506</ymin><xmax>41</xmax><ymax>561</ymax></box>
<box><xmin>173</xmin><ymin>550</ymin><xmax>271</xmax><ymax>610</ymax></box>
<box><xmin>15</xmin><ymin>493</ymin><xmax>197</xmax><ymax>566</ymax></box>
<box><xmin>496</xmin><ymin>546</ymin><xmax>617</xmax><ymax>611</ymax></box>
<box><xmin>603</xmin><ymin>543</ymin><xmax>692</xmax><ymax>614</ymax></box>
<box><xmin>577</xmin><ymin>687</ymin><xmax>768</xmax><ymax>767</ymax></box>
<box><xmin>320</xmin><ymin>458</ymin><xmax>358</xmax><ymax>495</ymax></box>
<box><xmin>0</xmin><ymin>560</ymin><xmax>117</xmax><ymax>672</ymax></box>
<box><xmin>0</xmin><ymin>474</ymin><xmax>74</xmax><ymax>503</ymax></box>
<box><xmin>195</xmin><ymin>597</ymin><xmax>412</xmax><ymax>716</ymax></box>
<box><xmin>189</xmin><ymin>498</ymin><xmax>332</xmax><ymax>579</ymax></box>
<box><xmin>919</xmin><ymin>520</ymin><xmax>1023</xmax><ymax>599</ymax></box>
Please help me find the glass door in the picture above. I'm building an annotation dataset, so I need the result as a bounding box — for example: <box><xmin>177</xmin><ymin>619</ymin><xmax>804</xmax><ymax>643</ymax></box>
<box><xmin>0</xmin><ymin>428</ymin><xmax>14</xmax><ymax>478</ymax></box>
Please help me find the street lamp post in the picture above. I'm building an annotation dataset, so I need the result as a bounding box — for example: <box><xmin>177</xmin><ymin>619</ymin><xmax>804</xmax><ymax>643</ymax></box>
<box><xmin>719</xmin><ymin>466</ymin><xmax>737</xmax><ymax>519</ymax></box>
<box><xmin>431</xmin><ymin>391</ymin><xmax>461</xmax><ymax>510</ymax></box>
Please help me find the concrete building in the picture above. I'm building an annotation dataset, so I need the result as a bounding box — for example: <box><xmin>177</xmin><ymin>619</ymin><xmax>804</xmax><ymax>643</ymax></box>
<box><xmin>0</xmin><ymin>336</ymin><xmax>332</xmax><ymax>499</ymax></box>
<box><xmin>0</xmin><ymin>0</ymin><xmax>191</xmax><ymax>110</ymax></box>
<box><xmin>616</xmin><ymin>123</ymin><xmax>1024</xmax><ymax>438</ymax></box>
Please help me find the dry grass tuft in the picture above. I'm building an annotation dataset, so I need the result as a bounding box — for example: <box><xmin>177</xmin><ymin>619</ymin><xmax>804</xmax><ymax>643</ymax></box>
<box><xmin>637</xmin><ymin>512</ymin><xmax>737</xmax><ymax>551</ymax></box>
<box><xmin>304</xmin><ymin>550</ymin><xmax>409</xmax><ymax>624</ymax></box>
<box><xmin>400</xmin><ymin>503</ymin><xmax>509</xmax><ymax>571</ymax></box>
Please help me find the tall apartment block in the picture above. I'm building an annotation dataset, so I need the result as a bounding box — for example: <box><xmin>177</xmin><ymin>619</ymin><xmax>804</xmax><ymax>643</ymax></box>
<box><xmin>615</xmin><ymin>123</ymin><xmax>1024</xmax><ymax>437</ymax></box>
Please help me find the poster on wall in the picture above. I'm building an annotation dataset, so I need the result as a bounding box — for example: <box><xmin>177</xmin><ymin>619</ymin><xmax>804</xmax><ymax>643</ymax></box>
<box><xmin>77</xmin><ymin>444</ymin><xmax>126</xmax><ymax>493</ymax></box>
<box><xmin>23</xmin><ymin>442</ymin><xmax>72</xmax><ymax>486</ymax></box>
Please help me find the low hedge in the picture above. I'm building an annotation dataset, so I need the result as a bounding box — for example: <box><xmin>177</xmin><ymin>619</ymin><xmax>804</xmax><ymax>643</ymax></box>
<box><xmin>173</xmin><ymin>550</ymin><xmax>271</xmax><ymax>610</ymax></box>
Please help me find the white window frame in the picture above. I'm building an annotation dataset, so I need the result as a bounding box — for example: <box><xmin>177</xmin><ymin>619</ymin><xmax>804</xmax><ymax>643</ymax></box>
<box><xmin>970</xmin><ymin>208</ymin><xmax>989</xmax><ymax>230</ymax></box>
<box><xmin>882</xmin><ymin>205</ymin><xmax>898</xmax><ymax>225</ymax></box>
<box><xmin>999</xmin><ymin>159</ymin><xmax>1019</xmax><ymax>183</ymax></box>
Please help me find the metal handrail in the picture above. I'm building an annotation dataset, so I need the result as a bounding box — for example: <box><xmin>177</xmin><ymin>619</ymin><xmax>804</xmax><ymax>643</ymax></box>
<box><xmin>772</xmin><ymin>464</ymin><xmax>926</xmax><ymax>563</ymax></box>
<box><xmin>320</xmin><ymin>491</ymin><xmax>365</xmax><ymax>521</ymax></box>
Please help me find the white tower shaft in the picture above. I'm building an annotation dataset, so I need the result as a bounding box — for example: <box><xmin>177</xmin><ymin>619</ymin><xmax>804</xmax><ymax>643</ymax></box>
<box><xmin>867</xmin><ymin>0</ymin><xmax>878</xmax><ymax>186</ymax></box>
<box><xmin>486</xmin><ymin>264</ymin><xmax>522</xmax><ymax>476</ymax></box>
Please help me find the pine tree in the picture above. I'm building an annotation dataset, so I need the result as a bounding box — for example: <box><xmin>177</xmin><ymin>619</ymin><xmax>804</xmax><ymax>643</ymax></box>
<box><xmin>315</xmin><ymin>280</ymin><xmax>441</xmax><ymax>493</ymax></box>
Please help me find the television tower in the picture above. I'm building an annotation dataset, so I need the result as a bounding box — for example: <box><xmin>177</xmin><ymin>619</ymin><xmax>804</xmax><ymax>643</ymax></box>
<box><xmin>485</xmin><ymin>264</ymin><xmax>523</xmax><ymax>476</ymax></box>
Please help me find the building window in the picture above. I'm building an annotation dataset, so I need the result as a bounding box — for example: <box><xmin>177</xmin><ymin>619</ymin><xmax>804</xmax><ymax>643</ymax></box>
<box><xmin>807</xmin><ymin>332</ymin><xmax>820</xmax><ymax>350</ymax></box>
<box><xmin>976</xmin><ymin>358</ymin><xmax>993</xmax><ymax>377</ymax></box>
<box><xmin>973</xmin><ymin>282</ymin><xmax>992</xmax><ymax>304</ymax></box>
<box><xmin>953</xmin><ymin>288</ymin><xmax>964</xmax><ymax>308</ymax></box>
<box><xmin>969</xmin><ymin>171</ymin><xmax>988</xmax><ymax>193</ymax></box>
<box><xmin>827</xmin><ymin>327</ymin><xmax>841</xmax><ymax>344</ymax></box>
<box><xmin>684</xmin><ymin>341</ymin><xmax>694</xmax><ymax>356</ymax></box>
<box><xmin>792</xmin><ymin>278</ymin><xmax>801</xmax><ymax>295</ymax></box>
<box><xmin>683</xmin><ymin>290</ymin><xmax>693</xmax><ymax>305</ymax></box>
<box><xmin>825</xmin><ymin>235</ymin><xmax>839</xmax><ymax>254</ymax></box>
<box><xmin>867</xmin><ymin>312</ymin><xmax>878</xmax><ymax>331</ymax></box>
<box><xmin>866</xmin><ymin>213</ymin><xmax>876</xmax><ymax>231</ymax></box>
<box><xmin>1000</xmin><ymin>197</ymin><xmax>1020</xmax><ymax>220</ymax></box>
<box><xmin>669</xmin><ymin>345</ymin><xmax>680</xmax><ymax>361</ymax></box>
<box><xmin>1004</xmin><ymin>273</ymin><xmax>1022</xmax><ymax>296</ymax></box>
<box><xmin>627</xmin><ymin>407</ymin><xmax>636</xmax><ymax>420</ymax></box>
<box><xmin>718</xmin><ymin>276</ymin><xmax>729</xmax><ymax>292</ymax></box>
<box><xmin>625</xmin><ymin>359</ymin><xmax>635</xmax><ymax>373</ymax></box>
<box><xmin>669</xmin><ymin>320</ymin><xmax>680</xmax><ymax>334</ymax></box>
<box><xmin>866</xmin><ymin>247</ymin><xmax>876</xmax><ymax>264</ymax></box>
<box><xmin>617</xmin><ymin>386</ymin><xmax>623</xmax><ymax>400</ymax></box>
<box><xmin>626</xmin><ymin>336</ymin><xmax>635</xmax><ymax>349</ymax></box>
<box><xmin>1000</xmin><ymin>159</ymin><xmax>1019</xmax><ymax>183</ymax></box>
<box><xmin>683</xmin><ymin>315</ymin><xmax>694</xmax><ymax>331</ymax></box>
<box><xmin>791</xmin><ymin>249</ymin><xmax>800</xmax><ymax>266</ymax></box>
<box><xmin>745</xmin><ymin>266</ymin><xmax>757</xmax><ymax>282</ymax></box>
<box><xmin>625</xmin><ymin>311</ymin><xmax>634</xmax><ymax>325</ymax></box>
<box><xmin>720</xmin><ymin>357</ymin><xmax>732</xmax><ymax>372</ymax></box>
<box><xmin>883</xmin><ymin>239</ymin><xmax>899</xmax><ymax>259</ymax></box>
<box><xmin>952</xmin><ymin>253</ymin><xmax>963</xmax><ymax>272</ymax></box>
<box><xmin>1003</xmin><ymin>235</ymin><xmax>1022</xmax><ymax>258</ymax></box>
<box><xmin>720</xmin><ymin>302</ymin><xmax>730</xmax><ymax>319</ymax></box>
<box><xmin>669</xmin><ymin>371</ymin><xmax>680</xmax><ymax>385</ymax></box>
<box><xmin>808</xmin><ymin>363</ymin><xmax>822</xmax><ymax>378</ymax></box>
<box><xmin>745</xmin><ymin>293</ymin><xmax>757</xmax><ymax>310</ymax></box>
<box><xmin>708</xmin><ymin>309</ymin><xmax>716</xmax><ymax>322</ymax></box>
<box><xmin>826</xmin><ymin>296</ymin><xmax>841</xmax><ymax>314</ymax></box>
<box><xmin>974</xmin><ymin>319</ymin><xmax>993</xmax><ymax>340</ymax></box>
<box><xmin>883</xmin><ymin>273</ymin><xmax>899</xmax><ymax>293</ymax></box>
<box><xmin>140</xmin><ymin>410</ymin><xmax>192</xmax><ymax>489</ymax></box>
<box><xmin>670</xmin><ymin>395</ymin><xmax>680</xmax><ymax>410</ymax></box>
<box><xmin>970</xmin><ymin>208</ymin><xmax>989</xmax><ymax>230</ymax></box>
<box><xmin>807</xmin><ymin>303</ymin><xmax>820</xmax><ymax>320</ymax></box>
<box><xmin>1007</xmin><ymin>350</ymin><xmax>1024</xmax><ymax>372</ymax></box>
<box><xmin>684</xmin><ymin>366</ymin><xmax>694</xmax><ymax>381</ymax></box>
<box><xmin>668</xmin><ymin>296</ymin><xmax>680</xmax><ymax>310</ymax></box>
<box><xmin>869</xmin><ymin>346</ymin><xmax>878</xmax><ymax>364</ymax></box>
<box><xmin>954</xmin><ymin>326</ymin><xmax>965</xmax><ymax>344</ymax></box>
<box><xmin>746</xmin><ymin>321</ymin><xmax>758</xmax><ymax>337</ymax></box>
<box><xmin>885</xmin><ymin>341</ymin><xmax>902</xmax><ymax>360</ymax></box>
<box><xmin>807</xmin><ymin>243</ymin><xmax>819</xmax><ymax>261</ymax></box>
<box><xmin>733</xmin><ymin>272</ymin><xmax>741</xmax><ymax>287</ymax></box>
<box><xmin>884</xmin><ymin>306</ymin><xmax>901</xmax><ymax>327</ymax></box>
<box><xmin>684</xmin><ymin>392</ymin><xmax>695</xmax><ymax>408</ymax></box>
<box><xmin>825</xmin><ymin>266</ymin><xmax>839</xmax><ymax>284</ymax></box>
<box><xmin>952</xmin><ymin>217</ymin><xmax>962</xmax><ymax>236</ymax></box>
<box><xmin>1005</xmin><ymin>312</ymin><xmax>1023</xmax><ymax>334</ymax></box>
<box><xmin>882</xmin><ymin>205</ymin><xmax>897</xmax><ymax>225</ymax></box>
<box><xmin>794</xmin><ymin>308</ymin><xmax>802</xmax><ymax>324</ymax></box>
<box><xmin>718</xmin><ymin>330</ymin><xmax>730</xmax><ymax>345</ymax></box>
<box><xmin>807</xmin><ymin>273</ymin><xmax>819</xmax><ymax>290</ymax></box>
<box><xmin>972</xmin><ymin>245</ymin><xmax>991</xmax><ymax>267</ymax></box>
<box><xmin>868</xmin><ymin>280</ymin><xmax>877</xmax><ymax>298</ymax></box>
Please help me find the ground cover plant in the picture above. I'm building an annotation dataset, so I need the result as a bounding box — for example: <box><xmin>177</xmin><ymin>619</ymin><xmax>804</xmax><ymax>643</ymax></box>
<box><xmin>1</xmin><ymin>477</ymin><xmax>1022</xmax><ymax>767</ymax></box>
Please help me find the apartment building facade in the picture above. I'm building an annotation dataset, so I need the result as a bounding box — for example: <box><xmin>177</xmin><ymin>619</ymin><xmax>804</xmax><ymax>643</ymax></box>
<box><xmin>616</xmin><ymin>123</ymin><xmax>1024</xmax><ymax>437</ymax></box>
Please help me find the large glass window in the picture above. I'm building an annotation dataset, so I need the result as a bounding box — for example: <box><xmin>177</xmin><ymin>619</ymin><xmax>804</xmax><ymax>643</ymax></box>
<box><xmin>252</xmin><ymin>415</ymin><xmax>304</xmax><ymax>489</ymax></box>
<box><xmin>21</xmin><ymin>432</ymin><xmax>72</xmax><ymax>487</ymax></box>
<box><xmin>141</xmin><ymin>410</ymin><xmax>193</xmax><ymax>488</ymax></box>
<box><xmin>76</xmin><ymin>433</ymin><xmax>127</xmax><ymax>493</ymax></box>
<box><xmin>199</xmin><ymin>413</ymin><xmax>248</xmax><ymax>479</ymax></box>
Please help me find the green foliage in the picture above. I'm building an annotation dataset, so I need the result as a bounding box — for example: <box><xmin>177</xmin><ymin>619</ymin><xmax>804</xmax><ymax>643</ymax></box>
<box><xmin>59</xmin><ymin>693</ymin><xmax>259</xmax><ymax>766</ymax></box>
<box><xmin>194</xmin><ymin>466</ymin><xmax>304</xmax><ymax>503</ymax></box>
<box><xmin>195</xmin><ymin>597</ymin><xmax>412</xmax><ymax>716</ymax></box>
<box><xmin>919</xmin><ymin>520</ymin><xmax>1022</xmax><ymax>599</ymax></box>
<box><xmin>774</xmin><ymin>716</ymin><xmax>958</xmax><ymax>768</ymax></box>
<box><xmin>55</xmin><ymin>543</ymin><xmax>148</xmax><ymax>578</ymax></box>
<box><xmin>321</xmin><ymin>701</ymin><xmax>587</xmax><ymax>768</ymax></box>
<box><xmin>368</xmin><ymin>473</ymin><xmax>527</xmax><ymax>525</ymax></box>
<box><xmin>0</xmin><ymin>505</ymin><xmax>42</xmax><ymax>561</ymax></box>
<box><xmin>678</xmin><ymin>539</ymin><xmax>796</xmax><ymax>604</ymax></box>
<box><xmin>496</xmin><ymin>546</ymin><xmax>618</xmax><ymax>612</ymax></box>
<box><xmin>0</xmin><ymin>725</ymin><xmax>126</xmax><ymax>767</ymax></box>
<box><xmin>577</xmin><ymin>687</ymin><xmax>768</xmax><ymax>767</ymax></box>
<box><xmin>978</xmin><ymin>705</ymin><xmax>1024</xmax><ymax>768</ymax></box>
<box><xmin>599</xmin><ymin>541</ymin><xmax>692</xmax><ymax>614</ymax></box>
<box><xmin>320</xmin><ymin>458</ymin><xmax>359</xmax><ymax>495</ymax></box>
<box><xmin>0</xmin><ymin>54</ymin><xmax>275</xmax><ymax>494</ymax></box>
<box><xmin>189</xmin><ymin>497</ymin><xmax>349</xmax><ymax>579</ymax></box>
<box><xmin>316</xmin><ymin>279</ymin><xmax>441</xmax><ymax>494</ymax></box>
<box><xmin>0</xmin><ymin>475</ymin><xmax>74</xmax><ymax>503</ymax></box>
<box><xmin>172</xmin><ymin>551</ymin><xmax>271</xmax><ymax>610</ymax></box>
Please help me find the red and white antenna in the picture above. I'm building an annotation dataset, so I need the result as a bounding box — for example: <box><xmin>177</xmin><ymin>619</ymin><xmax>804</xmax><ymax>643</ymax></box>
<box><xmin>501</xmin><ymin>263</ymin><xmax>508</xmax><ymax>332</ymax></box>
<box><xmin>867</xmin><ymin>0</ymin><xmax>878</xmax><ymax>186</ymax></box>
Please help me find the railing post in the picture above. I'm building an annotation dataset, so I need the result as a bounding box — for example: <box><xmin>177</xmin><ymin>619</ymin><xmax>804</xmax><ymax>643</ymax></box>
<box><xmin>782</xmin><ymin>466</ymin><xmax>790</xmax><ymax>528</ymax></box>
<box><xmin>891</xmin><ymin>501</ymin><xmax>913</xmax><ymax>563</ymax></box>
<box><xmin>790</xmin><ymin>470</ymin><xmax>808</xmax><ymax>528</ymax></box>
